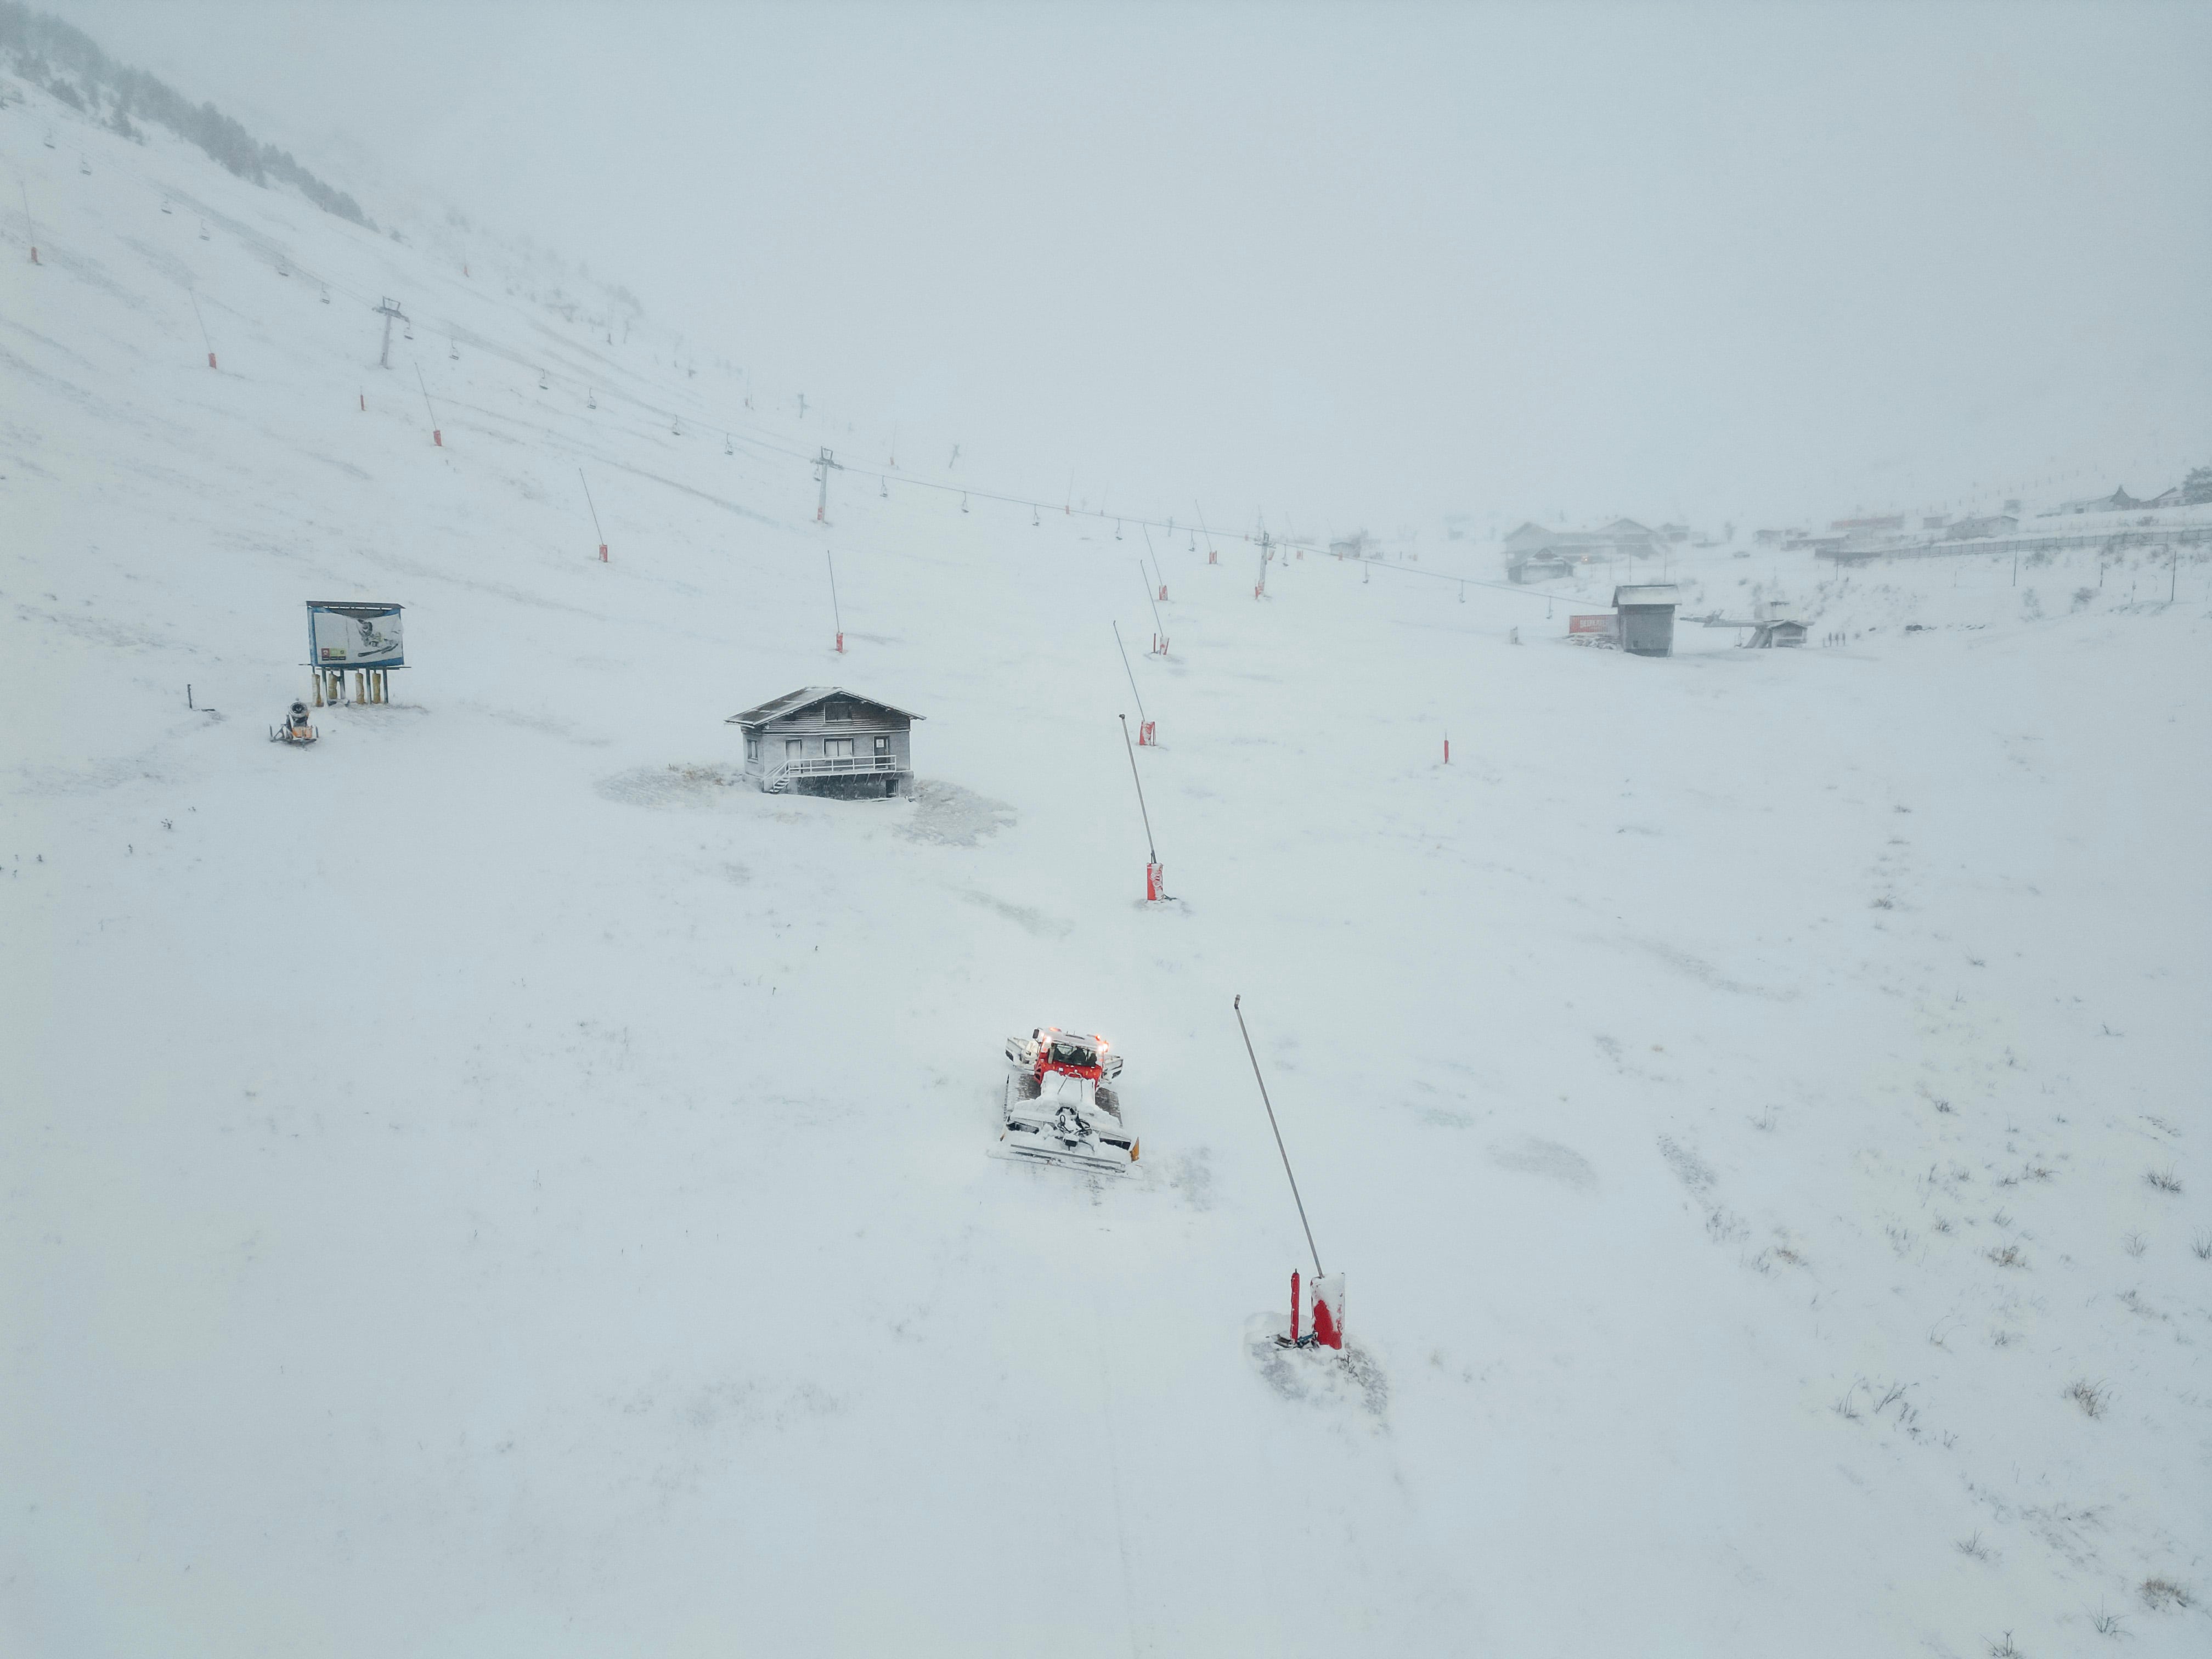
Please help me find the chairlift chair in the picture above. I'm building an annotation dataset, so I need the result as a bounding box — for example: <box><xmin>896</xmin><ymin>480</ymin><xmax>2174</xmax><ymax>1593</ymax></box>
<box><xmin>725</xmin><ymin>434</ymin><xmax>734</xmax><ymax>456</ymax></box>
<box><xmin>537</xmin><ymin>370</ymin><xmax>548</xmax><ymax>391</ymax></box>
<box><xmin>161</xmin><ymin>199</ymin><xmax>173</xmax><ymax>214</ymax></box>
<box><xmin>961</xmin><ymin>493</ymin><xmax>969</xmax><ymax>514</ymax></box>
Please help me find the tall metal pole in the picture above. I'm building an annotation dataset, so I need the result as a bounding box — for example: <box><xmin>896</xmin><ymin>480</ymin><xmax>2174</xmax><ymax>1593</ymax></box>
<box><xmin>1138</xmin><ymin>563</ymin><xmax>1166</xmax><ymax>639</ymax></box>
<box><xmin>578</xmin><ymin>469</ymin><xmax>607</xmax><ymax>560</ymax></box>
<box><xmin>1234</xmin><ymin>995</ymin><xmax>1323</xmax><ymax>1278</ymax></box>
<box><xmin>1112</xmin><ymin>622</ymin><xmax>1148</xmax><ymax>727</ymax></box>
<box><xmin>826</xmin><ymin>548</ymin><xmax>844</xmax><ymax>639</ymax></box>
<box><xmin>1117</xmin><ymin>714</ymin><xmax>1156</xmax><ymax>865</ymax></box>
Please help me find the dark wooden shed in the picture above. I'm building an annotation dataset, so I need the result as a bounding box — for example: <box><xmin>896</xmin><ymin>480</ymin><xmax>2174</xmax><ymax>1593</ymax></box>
<box><xmin>1612</xmin><ymin>584</ymin><xmax>1680</xmax><ymax>657</ymax></box>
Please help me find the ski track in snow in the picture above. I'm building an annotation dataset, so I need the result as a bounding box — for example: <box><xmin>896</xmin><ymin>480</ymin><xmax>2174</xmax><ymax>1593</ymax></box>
<box><xmin>3</xmin><ymin>76</ymin><xmax>2211</xmax><ymax>1659</ymax></box>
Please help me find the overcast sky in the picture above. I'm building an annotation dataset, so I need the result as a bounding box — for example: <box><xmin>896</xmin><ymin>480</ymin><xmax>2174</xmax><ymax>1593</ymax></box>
<box><xmin>41</xmin><ymin>1</ymin><xmax>2212</xmax><ymax>534</ymax></box>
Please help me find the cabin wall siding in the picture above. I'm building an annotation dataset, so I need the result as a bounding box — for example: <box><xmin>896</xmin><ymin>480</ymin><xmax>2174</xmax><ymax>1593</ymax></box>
<box><xmin>730</xmin><ymin>692</ymin><xmax>919</xmax><ymax>794</ymax></box>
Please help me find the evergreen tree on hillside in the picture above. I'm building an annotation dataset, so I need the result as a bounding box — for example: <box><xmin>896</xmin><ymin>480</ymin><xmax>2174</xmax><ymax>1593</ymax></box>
<box><xmin>0</xmin><ymin>0</ymin><xmax>372</xmax><ymax>227</ymax></box>
<box><xmin>2183</xmin><ymin>465</ymin><xmax>2212</xmax><ymax>506</ymax></box>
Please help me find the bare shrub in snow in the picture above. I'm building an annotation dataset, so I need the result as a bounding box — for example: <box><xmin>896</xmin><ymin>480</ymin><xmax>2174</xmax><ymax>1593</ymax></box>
<box><xmin>2192</xmin><ymin>1231</ymin><xmax>2212</xmax><ymax>1260</ymax></box>
<box><xmin>1988</xmin><ymin>1243</ymin><xmax>2026</xmax><ymax>1269</ymax></box>
<box><xmin>1956</xmin><ymin>1531</ymin><xmax>1991</xmax><ymax>1560</ymax></box>
<box><xmin>2138</xmin><ymin>1577</ymin><xmax>2192</xmax><ymax>1611</ymax></box>
<box><xmin>2020</xmin><ymin>587</ymin><xmax>2042</xmax><ymax>619</ymax></box>
<box><xmin>2122</xmin><ymin>1232</ymin><xmax>2146</xmax><ymax>1257</ymax></box>
<box><xmin>2072</xmin><ymin>586</ymin><xmax>2096</xmax><ymax>611</ymax></box>
<box><xmin>2144</xmin><ymin>1167</ymin><xmax>2182</xmax><ymax>1194</ymax></box>
<box><xmin>2091</xmin><ymin>1607</ymin><xmax>2126</xmax><ymax>1636</ymax></box>
<box><xmin>1987</xmin><ymin>1632</ymin><xmax>2021</xmax><ymax>1658</ymax></box>
<box><xmin>2065</xmin><ymin>1379</ymin><xmax>2109</xmax><ymax>1419</ymax></box>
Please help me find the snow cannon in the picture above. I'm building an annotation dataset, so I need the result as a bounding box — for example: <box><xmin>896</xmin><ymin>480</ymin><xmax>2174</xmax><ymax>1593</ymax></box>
<box><xmin>994</xmin><ymin>1027</ymin><xmax>1138</xmax><ymax>1175</ymax></box>
<box><xmin>269</xmin><ymin>702</ymin><xmax>318</xmax><ymax>746</ymax></box>
<box><xmin>1274</xmin><ymin>1269</ymin><xmax>1346</xmax><ymax>1352</ymax></box>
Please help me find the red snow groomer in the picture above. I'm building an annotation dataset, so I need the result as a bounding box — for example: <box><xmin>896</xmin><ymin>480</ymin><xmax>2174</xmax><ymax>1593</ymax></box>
<box><xmin>996</xmin><ymin>1026</ymin><xmax>1138</xmax><ymax>1174</ymax></box>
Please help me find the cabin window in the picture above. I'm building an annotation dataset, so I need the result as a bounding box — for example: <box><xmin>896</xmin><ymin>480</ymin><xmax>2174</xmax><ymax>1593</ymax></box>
<box><xmin>786</xmin><ymin>738</ymin><xmax>804</xmax><ymax>758</ymax></box>
<box><xmin>745</xmin><ymin>736</ymin><xmax>759</xmax><ymax>761</ymax></box>
<box><xmin>823</xmin><ymin>699</ymin><xmax>857</xmax><ymax>723</ymax></box>
<box><xmin>873</xmin><ymin>735</ymin><xmax>889</xmax><ymax>755</ymax></box>
<box><xmin>824</xmin><ymin>738</ymin><xmax>854</xmax><ymax>758</ymax></box>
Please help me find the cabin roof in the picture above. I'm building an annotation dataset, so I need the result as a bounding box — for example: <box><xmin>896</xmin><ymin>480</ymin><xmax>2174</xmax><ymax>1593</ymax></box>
<box><xmin>724</xmin><ymin>686</ymin><xmax>926</xmax><ymax>727</ymax></box>
<box><xmin>1613</xmin><ymin>584</ymin><xmax>1681</xmax><ymax>607</ymax></box>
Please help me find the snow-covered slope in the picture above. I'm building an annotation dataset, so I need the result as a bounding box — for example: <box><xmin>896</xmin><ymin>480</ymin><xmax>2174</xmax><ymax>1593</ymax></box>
<box><xmin>4</xmin><ymin>82</ymin><xmax>2209</xmax><ymax>1659</ymax></box>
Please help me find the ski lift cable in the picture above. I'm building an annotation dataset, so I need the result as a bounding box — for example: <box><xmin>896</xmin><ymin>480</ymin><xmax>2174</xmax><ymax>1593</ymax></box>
<box><xmin>246</xmin><ymin>252</ymin><xmax>1311</xmax><ymax>547</ymax></box>
<box><xmin>184</xmin><ymin>228</ymin><xmax>1404</xmax><ymax>563</ymax></box>
<box><xmin>249</xmin><ymin>234</ymin><xmax>1302</xmax><ymax>542</ymax></box>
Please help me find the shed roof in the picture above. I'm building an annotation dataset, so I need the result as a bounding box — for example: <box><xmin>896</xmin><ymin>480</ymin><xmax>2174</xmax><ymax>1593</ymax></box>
<box><xmin>1612</xmin><ymin>584</ymin><xmax>1680</xmax><ymax>607</ymax></box>
<box><xmin>725</xmin><ymin>686</ymin><xmax>926</xmax><ymax>727</ymax></box>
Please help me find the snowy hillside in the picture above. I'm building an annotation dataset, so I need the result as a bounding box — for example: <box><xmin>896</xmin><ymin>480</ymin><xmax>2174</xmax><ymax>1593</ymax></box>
<box><xmin>5</xmin><ymin>77</ymin><xmax>2210</xmax><ymax>1659</ymax></box>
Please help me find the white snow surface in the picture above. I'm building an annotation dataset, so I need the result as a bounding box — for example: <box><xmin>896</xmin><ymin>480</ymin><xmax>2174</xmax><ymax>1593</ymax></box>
<box><xmin>4</xmin><ymin>89</ymin><xmax>2210</xmax><ymax>1658</ymax></box>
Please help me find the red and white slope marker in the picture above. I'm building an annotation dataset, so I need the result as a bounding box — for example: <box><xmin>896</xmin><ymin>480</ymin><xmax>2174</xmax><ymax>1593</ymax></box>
<box><xmin>1308</xmin><ymin>1273</ymin><xmax>1345</xmax><ymax>1350</ymax></box>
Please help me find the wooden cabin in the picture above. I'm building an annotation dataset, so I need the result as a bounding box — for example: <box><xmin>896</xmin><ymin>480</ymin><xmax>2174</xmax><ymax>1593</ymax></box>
<box><xmin>725</xmin><ymin>686</ymin><xmax>922</xmax><ymax>798</ymax></box>
<box><xmin>1611</xmin><ymin>584</ymin><xmax>1680</xmax><ymax>657</ymax></box>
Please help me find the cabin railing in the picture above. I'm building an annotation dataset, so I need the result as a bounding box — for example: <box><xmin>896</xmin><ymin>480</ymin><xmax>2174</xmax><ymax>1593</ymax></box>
<box><xmin>763</xmin><ymin>754</ymin><xmax>905</xmax><ymax>790</ymax></box>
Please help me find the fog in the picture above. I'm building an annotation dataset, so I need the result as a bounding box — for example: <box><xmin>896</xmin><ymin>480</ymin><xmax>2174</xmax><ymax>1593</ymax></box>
<box><xmin>42</xmin><ymin>0</ymin><xmax>2212</xmax><ymax>532</ymax></box>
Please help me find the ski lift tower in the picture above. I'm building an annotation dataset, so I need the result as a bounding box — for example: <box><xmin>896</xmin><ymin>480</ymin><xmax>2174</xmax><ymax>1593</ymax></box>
<box><xmin>375</xmin><ymin>298</ymin><xmax>408</xmax><ymax>370</ymax></box>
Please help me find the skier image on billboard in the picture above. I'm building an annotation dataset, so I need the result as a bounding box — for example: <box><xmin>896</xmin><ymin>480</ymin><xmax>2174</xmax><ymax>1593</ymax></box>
<box><xmin>307</xmin><ymin>603</ymin><xmax>404</xmax><ymax>667</ymax></box>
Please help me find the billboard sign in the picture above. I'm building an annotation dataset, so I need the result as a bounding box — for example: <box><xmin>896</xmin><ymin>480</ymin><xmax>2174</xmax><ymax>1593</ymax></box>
<box><xmin>307</xmin><ymin>602</ymin><xmax>404</xmax><ymax>668</ymax></box>
<box><xmin>1568</xmin><ymin>612</ymin><xmax>1618</xmax><ymax>638</ymax></box>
